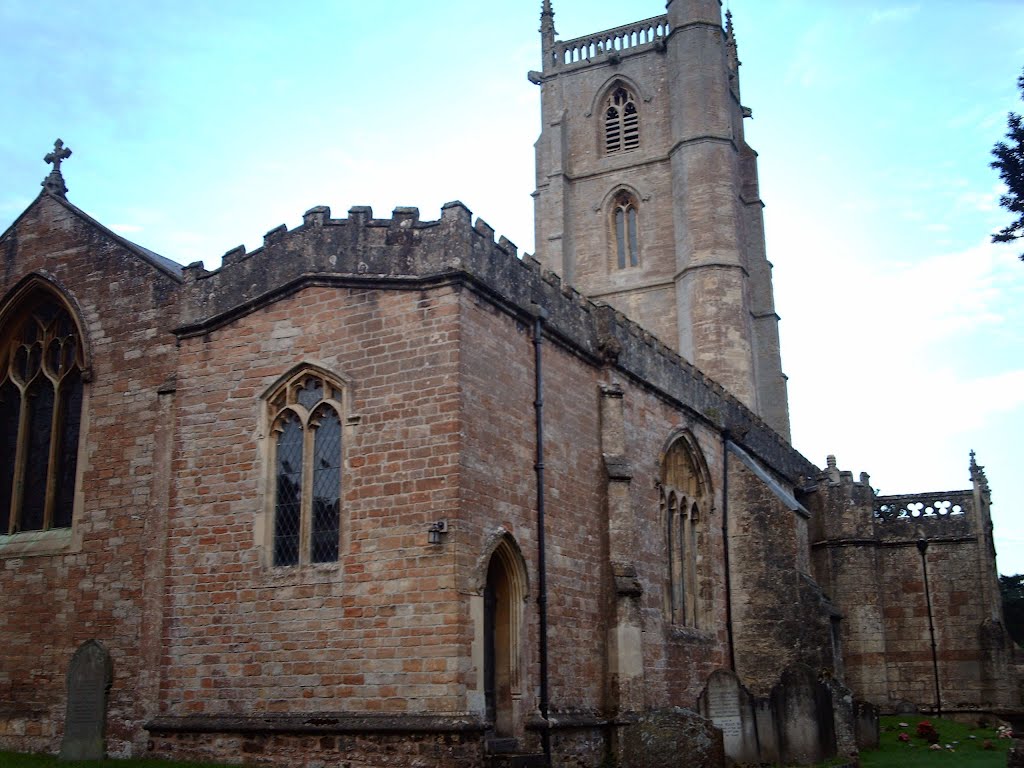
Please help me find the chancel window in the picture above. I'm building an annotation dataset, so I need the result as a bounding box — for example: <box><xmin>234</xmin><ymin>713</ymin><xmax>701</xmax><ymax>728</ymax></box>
<box><xmin>612</xmin><ymin>191</ymin><xmax>640</xmax><ymax>269</ymax></box>
<box><xmin>604</xmin><ymin>86</ymin><xmax>639</xmax><ymax>154</ymax></box>
<box><xmin>0</xmin><ymin>293</ymin><xmax>84</xmax><ymax>535</ymax></box>
<box><xmin>267</xmin><ymin>369</ymin><xmax>344</xmax><ymax>566</ymax></box>
<box><xmin>660</xmin><ymin>433</ymin><xmax>711</xmax><ymax>627</ymax></box>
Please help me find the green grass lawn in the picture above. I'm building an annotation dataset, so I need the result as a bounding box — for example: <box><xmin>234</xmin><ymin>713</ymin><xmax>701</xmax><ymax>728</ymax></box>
<box><xmin>2</xmin><ymin>719</ymin><xmax>1015</xmax><ymax>768</ymax></box>
<box><xmin>0</xmin><ymin>754</ymin><xmax>233</xmax><ymax>768</ymax></box>
<box><xmin>860</xmin><ymin>715</ymin><xmax>1013</xmax><ymax>768</ymax></box>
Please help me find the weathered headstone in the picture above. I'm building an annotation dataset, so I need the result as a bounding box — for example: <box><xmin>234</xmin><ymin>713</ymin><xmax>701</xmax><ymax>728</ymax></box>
<box><xmin>753</xmin><ymin>697</ymin><xmax>779</xmax><ymax>764</ymax></box>
<box><xmin>854</xmin><ymin>699</ymin><xmax>879</xmax><ymax>750</ymax></box>
<box><xmin>617</xmin><ymin>707</ymin><xmax>724</xmax><ymax>768</ymax></box>
<box><xmin>697</xmin><ymin>669</ymin><xmax>760</xmax><ymax>764</ymax></box>
<box><xmin>770</xmin><ymin>664</ymin><xmax>835</xmax><ymax>766</ymax></box>
<box><xmin>59</xmin><ymin>640</ymin><xmax>112</xmax><ymax>761</ymax></box>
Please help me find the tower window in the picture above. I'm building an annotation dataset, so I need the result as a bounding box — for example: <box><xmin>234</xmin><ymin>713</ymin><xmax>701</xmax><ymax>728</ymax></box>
<box><xmin>604</xmin><ymin>86</ymin><xmax>639</xmax><ymax>154</ymax></box>
<box><xmin>612</xmin><ymin>191</ymin><xmax>640</xmax><ymax>269</ymax></box>
<box><xmin>0</xmin><ymin>293</ymin><xmax>84</xmax><ymax>535</ymax></box>
<box><xmin>267</xmin><ymin>369</ymin><xmax>345</xmax><ymax>567</ymax></box>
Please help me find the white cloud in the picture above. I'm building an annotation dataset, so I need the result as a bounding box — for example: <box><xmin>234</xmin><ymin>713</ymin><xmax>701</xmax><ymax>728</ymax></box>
<box><xmin>110</xmin><ymin>223</ymin><xmax>142</xmax><ymax>233</ymax></box>
<box><xmin>870</xmin><ymin>5</ymin><xmax>921</xmax><ymax>24</ymax></box>
<box><xmin>956</xmin><ymin>186</ymin><xmax>1001</xmax><ymax>214</ymax></box>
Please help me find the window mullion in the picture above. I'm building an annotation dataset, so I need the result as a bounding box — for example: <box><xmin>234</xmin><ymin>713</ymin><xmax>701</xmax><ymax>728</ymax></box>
<box><xmin>42</xmin><ymin>377</ymin><xmax>63</xmax><ymax>531</ymax></box>
<box><xmin>299</xmin><ymin>414</ymin><xmax>316</xmax><ymax>564</ymax></box>
<box><xmin>10</xmin><ymin>384</ymin><xmax>30</xmax><ymax>534</ymax></box>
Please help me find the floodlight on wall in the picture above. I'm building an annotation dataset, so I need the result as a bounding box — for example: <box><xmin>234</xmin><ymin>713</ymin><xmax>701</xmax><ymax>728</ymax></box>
<box><xmin>428</xmin><ymin>520</ymin><xmax>448</xmax><ymax>546</ymax></box>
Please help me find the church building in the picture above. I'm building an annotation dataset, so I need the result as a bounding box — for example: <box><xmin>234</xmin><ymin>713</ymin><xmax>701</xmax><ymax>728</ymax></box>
<box><xmin>1</xmin><ymin>2</ymin><xmax>1019</xmax><ymax>767</ymax></box>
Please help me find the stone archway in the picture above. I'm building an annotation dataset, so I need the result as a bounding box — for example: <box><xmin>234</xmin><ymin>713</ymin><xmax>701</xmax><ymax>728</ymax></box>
<box><xmin>478</xmin><ymin>535</ymin><xmax>528</xmax><ymax>737</ymax></box>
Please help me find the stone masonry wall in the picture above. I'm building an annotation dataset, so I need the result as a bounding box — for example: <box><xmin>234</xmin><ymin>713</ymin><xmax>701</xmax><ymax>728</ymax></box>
<box><xmin>161</xmin><ymin>281</ymin><xmax>466</xmax><ymax>719</ymax></box>
<box><xmin>728</xmin><ymin>462</ymin><xmax>835</xmax><ymax>695</ymax></box>
<box><xmin>2</xmin><ymin>192</ymin><xmax>830</xmax><ymax>765</ymax></box>
<box><xmin>459</xmin><ymin>293</ymin><xmax>610</xmax><ymax>717</ymax></box>
<box><xmin>810</xmin><ymin>460</ymin><xmax>1019</xmax><ymax>712</ymax></box>
<box><xmin>0</xmin><ymin>193</ymin><xmax>180</xmax><ymax>756</ymax></box>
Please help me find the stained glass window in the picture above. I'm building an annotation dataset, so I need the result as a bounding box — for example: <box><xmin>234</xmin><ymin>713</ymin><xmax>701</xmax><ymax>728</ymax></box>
<box><xmin>310</xmin><ymin>408</ymin><xmax>341</xmax><ymax>563</ymax></box>
<box><xmin>267</xmin><ymin>369</ymin><xmax>344</xmax><ymax>566</ymax></box>
<box><xmin>273</xmin><ymin>413</ymin><xmax>303</xmax><ymax>566</ymax></box>
<box><xmin>0</xmin><ymin>291</ymin><xmax>84</xmax><ymax>535</ymax></box>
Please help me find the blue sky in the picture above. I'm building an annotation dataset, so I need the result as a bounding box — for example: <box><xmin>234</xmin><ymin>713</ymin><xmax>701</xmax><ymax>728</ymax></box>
<box><xmin>2</xmin><ymin>1</ymin><xmax>1022</xmax><ymax>574</ymax></box>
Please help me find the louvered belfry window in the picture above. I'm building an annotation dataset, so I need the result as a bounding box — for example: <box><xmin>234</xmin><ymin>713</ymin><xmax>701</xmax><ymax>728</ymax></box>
<box><xmin>0</xmin><ymin>293</ymin><xmax>84</xmax><ymax>535</ymax></box>
<box><xmin>268</xmin><ymin>370</ymin><xmax>343</xmax><ymax>566</ymax></box>
<box><xmin>605</xmin><ymin>86</ymin><xmax>639</xmax><ymax>154</ymax></box>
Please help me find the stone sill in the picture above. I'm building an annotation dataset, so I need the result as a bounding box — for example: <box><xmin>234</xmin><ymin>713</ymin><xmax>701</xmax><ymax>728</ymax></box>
<box><xmin>0</xmin><ymin>527</ymin><xmax>77</xmax><ymax>558</ymax></box>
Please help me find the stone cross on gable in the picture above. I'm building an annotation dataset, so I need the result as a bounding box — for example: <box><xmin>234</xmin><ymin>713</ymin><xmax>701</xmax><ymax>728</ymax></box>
<box><xmin>45</xmin><ymin>139</ymin><xmax>72</xmax><ymax>172</ymax></box>
<box><xmin>42</xmin><ymin>138</ymin><xmax>72</xmax><ymax>198</ymax></box>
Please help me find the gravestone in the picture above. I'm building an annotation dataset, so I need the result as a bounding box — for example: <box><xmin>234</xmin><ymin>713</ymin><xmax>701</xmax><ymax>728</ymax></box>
<box><xmin>753</xmin><ymin>696</ymin><xmax>779</xmax><ymax>764</ymax></box>
<box><xmin>618</xmin><ymin>707</ymin><xmax>724</xmax><ymax>768</ymax></box>
<box><xmin>697</xmin><ymin>669</ymin><xmax>760</xmax><ymax>764</ymax></box>
<box><xmin>59</xmin><ymin>640</ymin><xmax>112</xmax><ymax>761</ymax></box>
<box><xmin>770</xmin><ymin>664</ymin><xmax>835</xmax><ymax>766</ymax></box>
<box><xmin>854</xmin><ymin>699</ymin><xmax>879</xmax><ymax>750</ymax></box>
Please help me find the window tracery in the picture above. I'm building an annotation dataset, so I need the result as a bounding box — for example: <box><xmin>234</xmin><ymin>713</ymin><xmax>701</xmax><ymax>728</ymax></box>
<box><xmin>267</xmin><ymin>369</ymin><xmax>344</xmax><ymax>567</ymax></box>
<box><xmin>0</xmin><ymin>293</ymin><xmax>84</xmax><ymax>535</ymax></box>
<box><xmin>604</xmin><ymin>85</ymin><xmax>640</xmax><ymax>154</ymax></box>
<box><xmin>660</xmin><ymin>434</ymin><xmax>710</xmax><ymax>627</ymax></box>
<box><xmin>612</xmin><ymin>190</ymin><xmax>640</xmax><ymax>269</ymax></box>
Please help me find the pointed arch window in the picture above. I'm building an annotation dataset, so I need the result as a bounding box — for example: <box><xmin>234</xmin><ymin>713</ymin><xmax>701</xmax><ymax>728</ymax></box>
<box><xmin>267</xmin><ymin>369</ymin><xmax>345</xmax><ymax>567</ymax></box>
<box><xmin>612</xmin><ymin>191</ymin><xmax>640</xmax><ymax>269</ymax></box>
<box><xmin>604</xmin><ymin>85</ymin><xmax>640</xmax><ymax>154</ymax></box>
<box><xmin>0</xmin><ymin>293</ymin><xmax>84</xmax><ymax>535</ymax></box>
<box><xmin>660</xmin><ymin>434</ymin><xmax>711</xmax><ymax>627</ymax></box>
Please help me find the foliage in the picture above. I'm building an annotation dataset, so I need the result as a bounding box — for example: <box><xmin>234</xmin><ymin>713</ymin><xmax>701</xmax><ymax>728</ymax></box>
<box><xmin>991</xmin><ymin>68</ymin><xmax>1024</xmax><ymax>260</ymax></box>
<box><xmin>1001</xmin><ymin>573</ymin><xmax>1024</xmax><ymax>646</ymax></box>
<box><xmin>0</xmin><ymin>754</ymin><xmax>235</xmax><ymax>768</ymax></box>
<box><xmin>862</xmin><ymin>715</ymin><xmax>1012</xmax><ymax>767</ymax></box>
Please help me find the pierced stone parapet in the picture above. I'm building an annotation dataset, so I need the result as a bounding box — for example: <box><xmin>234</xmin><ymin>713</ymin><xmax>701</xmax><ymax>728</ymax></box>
<box><xmin>872</xmin><ymin>491</ymin><xmax>975</xmax><ymax>541</ymax></box>
<box><xmin>873</xmin><ymin>491</ymin><xmax>972</xmax><ymax>523</ymax></box>
<box><xmin>555</xmin><ymin>15</ymin><xmax>670</xmax><ymax>69</ymax></box>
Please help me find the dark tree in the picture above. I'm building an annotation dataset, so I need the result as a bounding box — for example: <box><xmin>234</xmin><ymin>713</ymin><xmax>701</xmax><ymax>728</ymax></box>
<box><xmin>1000</xmin><ymin>573</ymin><xmax>1024</xmax><ymax>647</ymax></box>
<box><xmin>991</xmin><ymin>69</ymin><xmax>1024</xmax><ymax>260</ymax></box>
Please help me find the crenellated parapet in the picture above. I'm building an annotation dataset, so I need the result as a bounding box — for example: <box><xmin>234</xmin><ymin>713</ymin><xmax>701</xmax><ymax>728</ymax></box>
<box><xmin>176</xmin><ymin>201</ymin><xmax>522</xmax><ymax>331</ymax></box>
<box><xmin>174</xmin><ymin>200</ymin><xmax>814</xmax><ymax>489</ymax></box>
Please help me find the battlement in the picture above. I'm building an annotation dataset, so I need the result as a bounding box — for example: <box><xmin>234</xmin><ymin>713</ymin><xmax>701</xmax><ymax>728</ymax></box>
<box><xmin>173</xmin><ymin>199</ymin><xmax>813</xmax><ymax>488</ymax></box>
<box><xmin>552</xmin><ymin>15</ymin><xmax>669</xmax><ymax>70</ymax></box>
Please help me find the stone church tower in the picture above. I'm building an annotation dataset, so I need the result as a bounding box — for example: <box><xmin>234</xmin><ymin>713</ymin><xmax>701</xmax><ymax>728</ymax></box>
<box><xmin>532</xmin><ymin>0</ymin><xmax>791</xmax><ymax>439</ymax></box>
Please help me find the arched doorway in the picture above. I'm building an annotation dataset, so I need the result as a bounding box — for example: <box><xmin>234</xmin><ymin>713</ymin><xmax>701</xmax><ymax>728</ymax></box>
<box><xmin>480</xmin><ymin>537</ymin><xmax>526</xmax><ymax>737</ymax></box>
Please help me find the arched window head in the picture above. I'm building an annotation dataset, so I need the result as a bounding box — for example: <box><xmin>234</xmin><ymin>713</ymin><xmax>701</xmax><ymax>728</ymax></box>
<box><xmin>0</xmin><ymin>290</ymin><xmax>85</xmax><ymax>535</ymax></box>
<box><xmin>604</xmin><ymin>85</ymin><xmax>639</xmax><ymax>154</ymax></box>
<box><xmin>266</xmin><ymin>368</ymin><xmax>345</xmax><ymax>567</ymax></box>
<box><xmin>660</xmin><ymin>433</ymin><xmax>711</xmax><ymax>627</ymax></box>
<box><xmin>612</xmin><ymin>190</ymin><xmax>640</xmax><ymax>269</ymax></box>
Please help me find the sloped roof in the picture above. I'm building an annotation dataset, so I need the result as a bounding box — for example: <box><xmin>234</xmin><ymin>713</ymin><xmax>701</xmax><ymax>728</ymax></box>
<box><xmin>0</xmin><ymin>190</ymin><xmax>183</xmax><ymax>283</ymax></box>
